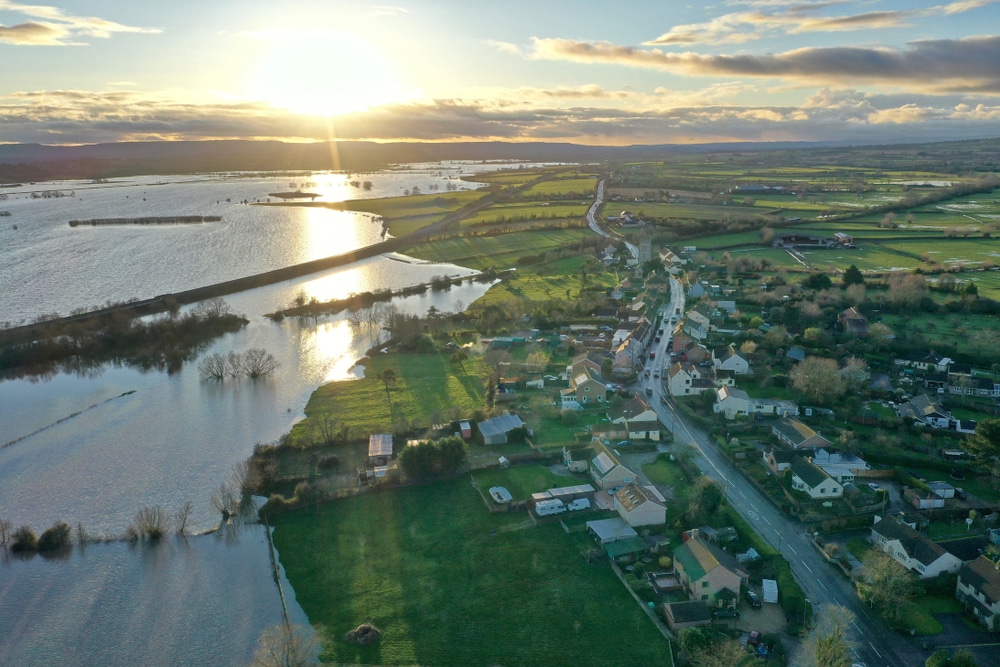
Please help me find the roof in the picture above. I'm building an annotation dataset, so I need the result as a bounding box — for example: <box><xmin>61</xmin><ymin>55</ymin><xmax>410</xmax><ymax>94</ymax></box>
<box><xmin>772</xmin><ymin>417</ymin><xmax>832</xmax><ymax>448</ymax></box>
<box><xmin>368</xmin><ymin>433</ymin><xmax>393</xmax><ymax>457</ymax></box>
<box><xmin>477</xmin><ymin>413</ymin><xmax>525</xmax><ymax>439</ymax></box>
<box><xmin>872</xmin><ymin>515</ymin><xmax>950</xmax><ymax>566</ymax></box>
<box><xmin>786</xmin><ymin>346</ymin><xmax>806</xmax><ymax>361</ymax></box>
<box><xmin>716</xmin><ymin>385</ymin><xmax>750</xmax><ymax>402</ymax></box>
<box><xmin>941</xmin><ymin>536</ymin><xmax>989</xmax><ymax>562</ymax></box>
<box><xmin>616</xmin><ymin>483</ymin><xmax>666</xmax><ymax>512</ymax></box>
<box><xmin>960</xmin><ymin>556</ymin><xmax>1000</xmax><ymax>605</ymax></box>
<box><xmin>605</xmin><ymin>536</ymin><xmax>649</xmax><ymax>558</ymax></box>
<box><xmin>607</xmin><ymin>396</ymin><xmax>652</xmax><ymax>422</ymax></box>
<box><xmin>664</xmin><ymin>601</ymin><xmax>712</xmax><ymax>624</ymax></box>
<box><xmin>790</xmin><ymin>456</ymin><xmax>832</xmax><ymax>489</ymax></box>
<box><xmin>674</xmin><ymin>536</ymin><xmax>747</xmax><ymax>583</ymax></box>
<box><xmin>587</xmin><ymin>517</ymin><xmax>639</xmax><ymax>542</ymax></box>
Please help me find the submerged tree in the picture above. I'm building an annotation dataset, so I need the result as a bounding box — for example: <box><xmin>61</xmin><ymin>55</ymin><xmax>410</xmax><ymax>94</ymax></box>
<box><xmin>250</xmin><ymin>623</ymin><xmax>318</xmax><ymax>667</ymax></box>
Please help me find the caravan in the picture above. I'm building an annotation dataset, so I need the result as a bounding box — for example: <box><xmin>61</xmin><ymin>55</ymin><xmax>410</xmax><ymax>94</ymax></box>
<box><xmin>534</xmin><ymin>499</ymin><xmax>567</xmax><ymax>516</ymax></box>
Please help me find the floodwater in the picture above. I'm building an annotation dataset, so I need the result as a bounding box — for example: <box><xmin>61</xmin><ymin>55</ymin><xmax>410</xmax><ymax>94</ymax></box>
<box><xmin>0</xmin><ymin>525</ymin><xmax>309</xmax><ymax>667</ymax></box>
<box><xmin>0</xmin><ymin>162</ymin><xmax>529</xmax><ymax>665</ymax></box>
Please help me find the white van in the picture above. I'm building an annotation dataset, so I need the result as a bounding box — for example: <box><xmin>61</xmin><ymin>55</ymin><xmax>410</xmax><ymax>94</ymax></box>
<box><xmin>567</xmin><ymin>498</ymin><xmax>591</xmax><ymax>512</ymax></box>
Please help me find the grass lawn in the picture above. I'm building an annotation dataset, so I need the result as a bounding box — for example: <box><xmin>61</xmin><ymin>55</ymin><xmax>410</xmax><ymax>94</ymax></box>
<box><xmin>405</xmin><ymin>229</ymin><xmax>594</xmax><ymax>270</ymax></box>
<box><xmin>519</xmin><ymin>177</ymin><xmax>598</xmax><ymax>198</ymax></box>
<box><xmin>272</xmin><ymin>476</ymin><xmax>671</xmax><ymax>666</ymax></box>
<box><xmin>461</xmin><ymin>201</ymin><xmax>589</xmax><ymax>227</ymax></box>
<box><xmin>846</xmin><ymin>538</ymin><xmax>871</xmax><ymax>560</ymax></box>
<box><xmin>287</xmin><ymin>352</ymin><xmax>488</xmax><ymax>442</ymax></box>
<box><xmin>471</xmin><ymin>464</ymin><xmax>577</xmax><ymax>500</ymax></box>
<box><xmin>642</xmin><ymin>455</ymin><xmax>685</xmax><ymax>488</ymax></box>
<box><xmin>900</xmin><ymin>593</ymin><xmax>965</xmax><ymax>636</ymax></box>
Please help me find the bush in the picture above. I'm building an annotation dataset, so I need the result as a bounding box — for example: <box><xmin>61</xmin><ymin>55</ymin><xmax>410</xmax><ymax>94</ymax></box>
<box><xmin>259</xmin><ymin>494</ymin><xmax>298</xmax><ymax>519</ymax></box>
<box><xmin>318</xmin><ymin>454</ymin><xmax>340</xmax><ymax>469</ymax></box>
<box><xmin>37</xmin><ymin>521</ymin><xmax>72</xmax><ymax>552</ymax></box>
<box><xmin>11</xmin><ymin>525</ymin><xmax>38</xmax><ymax>552</ymax></box>
<box><xmin>925</xmin><ymin>649</ymin><xmax>948</xmax><ymax>667</ymax></box>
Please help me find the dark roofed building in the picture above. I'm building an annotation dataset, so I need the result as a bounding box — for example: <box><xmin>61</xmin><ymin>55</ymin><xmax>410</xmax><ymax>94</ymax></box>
<box><xmin>662</xmin><ymin>600</ymin><xmax>712</xmax><ymax>632</ymax></box>
<box><xmin>771</xmin><ymin>417</ymin><xmax>833</xmax><ymax>449</ymax></box>
<box><xmin>957</xmin><ymin>555</ymin><xmax>1000</xmax><ymax>631</ymax></box>
<box><xmin>872</xmin><ymin>514</ymin><xmax>963</xmax><ymax>578</ymax></box>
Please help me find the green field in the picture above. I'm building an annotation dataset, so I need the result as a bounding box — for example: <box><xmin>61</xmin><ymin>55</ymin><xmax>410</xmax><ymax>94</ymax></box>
<box><xmin>799</xmin><ymin>246</ymin><xmax>924</xmax><ymax>273</ymax></box>
<box><xmin>520</xmin><ymin>177</ymin><xmax>598</xmax><ymax>198</ymax></box>
<box><xmin>461</xmin><ymin>201</ymin><xmax>589</xmax><ymax>227</ymax></box>
<box><xmin>272</xmin><ymin>475</ymin><xmax>671</xmax><ymax>666</ymax></box>
<box><xmin>287</xmin><ymin>352</ymin><xmax>488</xmax><ymax>440</ymax></box>
<box><xmin>405</xmin><ymin>229</ymin><xmax>595</xmax><ymax>270</ymax></box>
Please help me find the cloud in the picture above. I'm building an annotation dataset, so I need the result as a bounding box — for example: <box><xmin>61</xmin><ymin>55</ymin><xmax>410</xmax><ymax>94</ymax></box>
<box><xmin>530</xmin><ymin>35</ymin><xmax>1000</xmax><ymax>93</ymax></box>
<box><xmin>486</xmin><ymin>39</ymin><xmax>523</xmax><ymax>56</ymax></box>
<box><xmin>0</xmin><ymin>1</ymin><xmax>160</xmax><ymax>45</ymax></box>
<box><xmin>4</xmin><ymin>86</ymin><xmax>1000</xmax><ymax>146</ymax></box>
<box><xmin>937</xmin><ymin>0</ymin><xmax>1000</xmax><ymax>15</ymax></box>
<box><xmin>367</xmin><ymin>5</ymin><xmax>408</xmax><ymax>18</ymax></box>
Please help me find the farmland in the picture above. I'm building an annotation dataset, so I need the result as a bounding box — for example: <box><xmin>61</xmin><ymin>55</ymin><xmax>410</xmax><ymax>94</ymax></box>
<box><xmin>272</xmin><ymin>475</ymin><xmax>670</xmax><ymax>666</ymax></box>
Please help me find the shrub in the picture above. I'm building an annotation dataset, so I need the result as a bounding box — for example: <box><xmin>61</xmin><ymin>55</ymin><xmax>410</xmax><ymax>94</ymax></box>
<box><xmin>318</xmin><ymin>455</ymin><xmax>340</xmax><ymax>469</ymax></box>
<box><xmin>132</xmin><ymin>505</ymin><xmax>168</xmax><ymax>540</ymax></box>
<box><xmin>925</xmin><ymin>649</ymin><xmax>948</xmax><ymax>667</ymax></box>
<box><xmin>37</xmin><ymin>521</ymin><xmax>72</xmax><ymax>552</ymax></box>
<box><xmin>258</xmin><ymin>494</ymin><xmax>298</xmax><ymax>520</ymax></box>
<box><xmin>10</xmin><ymin>525</ymin><xmax>38</xmax><ymax>552</ymax></box>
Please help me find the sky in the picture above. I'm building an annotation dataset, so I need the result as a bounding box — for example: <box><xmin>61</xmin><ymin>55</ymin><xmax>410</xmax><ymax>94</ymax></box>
<box><xmin>2</xmin><ymin>0</ymin><xmax>1000</xmax><ymax>146</ymax></box>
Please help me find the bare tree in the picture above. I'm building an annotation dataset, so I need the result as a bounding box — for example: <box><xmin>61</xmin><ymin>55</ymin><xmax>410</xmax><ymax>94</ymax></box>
<box><xmin>198</xmin><ymin>352</ymin><xmax>228</xmax><ymax>380</ymax></box>
<box><xmin>210</xmin><ymin>482</ymin><xmax>239</xmax><ymax>520</ymax></box>
<box><xmin>860</xmin><ymin>549</ymin><xmax>921</xmax><ymax>622</ymax></box>
<box><xmin>250</xmin><ymin>623</ymin><xmax>318</xmax><ymax>667</ymax></box>
<box><xmin>192</xmin><ymin>297</ymin><xmax>232</xmax><ymax>319</ymax></box>
<box><xmin>0</xmin><ymin>517</ymin><xmax>11</xmax><ymax>545</ymax></box>
<box><xmin>790</xmin><ymin>356</ymin><xmax>846</xmax><ymax>404</ymax></box>
<box><xmin>243</xmin><ymin>348</ymin><xmax>280</xmax><ymax>378</ymax></box>
<box><xmin>801</xmin><ymin>604</ymin><xmax>856</xmax><ymax>667</ymax></box>
<box><xmin>174</xmin><ymin>501</ymin><xmax>193</xmax><ymax>535</ymax></box>
<box><xmin>131</xmin><ymin>505</ymin><xmax>168</xmax><ymax>540</ymax></box>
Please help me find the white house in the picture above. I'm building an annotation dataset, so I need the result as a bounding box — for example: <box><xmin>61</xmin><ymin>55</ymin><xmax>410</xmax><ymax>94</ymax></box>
<box><xmin>589</xmin><ymin>441</ymin><xmax>638</xmax><ymax>490</ymax></box>
<box><xmin>790</xmin><ymin>456</ymin><xmax>844</xmax><ymax>499</ymax></box>
<box><xmin>614</xmin><ymin>483</ymin><xmax>667</xmax><ymax>527</ymax></box>
<box><xmin>956</xmin><ymin>555</ymin><xmax>1000</xmax><ymax>631</ymax></box>
<box><xmin>667</xmin><ymin>362</ymin><xmax>706</xmax><ymax>397</ymax></box>
<box><xmin>714</xmin><ymin>386</ymin><xmax>799</xmax><ymax>420</ymax></box>
<box><xmin>712</xmin><ymin>344</ymin><xmax>750</xmax><ymax>375</ymax></box>
<box><xmin>871</xmin><ymin>515</ymin><xmax>963</xmax><ymax>579</ymax></box>
<box><xmin>896</xmin><ymin>394</ymin><xmax>951</xmax><ymax>428</ymax></box>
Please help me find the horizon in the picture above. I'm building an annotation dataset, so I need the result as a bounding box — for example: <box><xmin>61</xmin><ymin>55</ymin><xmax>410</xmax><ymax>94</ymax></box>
<box><xmin>3</xmin><ymin>1</ymin><xmax>1000</xmax><ymax>146</ymax></box>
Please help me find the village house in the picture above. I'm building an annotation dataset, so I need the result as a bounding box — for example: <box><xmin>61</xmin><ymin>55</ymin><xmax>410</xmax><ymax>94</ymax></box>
<box><xmin>838</xmin><ymin>307</ymin><xmax>869</xmax><ymax>336</ymax></box>
<box><xmin>956</xmin><ymin>555</ymin><xmax>1000</xmax><ymax>631</ymax></box>
<box><xmin>713</xmin><ymin>386</ymin><xmax>799</xmax><ymax>419</ymax></box>
<box><xmin>896</xmin><ymin>394</ymin><xmax>951</xmax><ymax>428</ymax></box>
<box><xmin>771</xmin><ymin>417</ymin><xmax>833</xmax><ymax>450</ymax></box>
<box><xmin>711</xmin><ymin>344</ymin><xmax>750</xmax><ymax>375</ymax></box>
<box><xmin>895</xmin><ymin>351</ymin><xmax>954</xmax><ymax>373</ymax></box>
<box><xmin>790</xmin><ymin>456</ymin><xmax>844</xmax><ymax>499</ymax></box>
<box><xmin>674</xmin><ymin>535</ymin><xmax>749</xmax><ymax>609</ymax></box>
<box><xmin>589</xmin><ymin>440</ymin><xmax>638</xmax><ymax>490</ymax></box>
<box><xmin>614</xmin><ymin>483</ymin><xmax>667</xmax><ymax>526</ymax></box>
<box><xmin>562</xmin><ymin>445</ymin><xmax>592</xmax><ymax>473</ymax></box>
<box><xmin>606</xmin><ymin>397</ymin><xmax>662</xmax><ymax>442</ymax></box>
<box><xmin>871</xmin><ymin>515</ymin><xmax>963</xmax><ymax>579</ymax></box>
<box><xmin>565</xmin><ymin>366</ymin><xmax>608</xmax><ymax>408</ymax></box>
<box><xmin>667</xmin><ymin>362</ymin><xmax>712</xmax><ymax>397</ymax></box>
<box><xmin>762</xmin><ymin>448</ymin><xmax>797</xmax><ymax>476</ymax></box>
<box><xmin>810</xmin><ymin>448</ymin><xmax>870</xmax><ymax>484</ymax></box>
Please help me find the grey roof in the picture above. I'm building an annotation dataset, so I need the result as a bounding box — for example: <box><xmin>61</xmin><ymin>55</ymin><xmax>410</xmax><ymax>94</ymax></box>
<box><xmin>872</xmin><ymin>515</ymin><xmax>950</xmax><ymax>567</ymax></box>
<box><xmin>368</xmin><ymin>433</ymin><xmax>393</xmax><ymax>457</ymax></box>
<box><xmin>790</xmin><ymin>456</ymin><xmax>832</xmax><ymax>489</ymax></box>
<box><xmin>587</xmin><ymin>517</ymin><xmax>638</xmax><ymax>542</ymax></box>
<box><xmin>664</xmin><ymin>600</ymin><xmax>711</xmax><ymax>624</ymax></box>
<box><xmin>477</xmin><ymin>413</ymin><xmax>525</xmax><ymax>439</ymax></box>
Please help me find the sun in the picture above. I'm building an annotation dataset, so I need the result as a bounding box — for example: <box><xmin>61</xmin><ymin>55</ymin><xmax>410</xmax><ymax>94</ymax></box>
<box><xmin>248</xmin><ymin>28</ymin><xmax>415</xmax><ymax>116</ymax></box>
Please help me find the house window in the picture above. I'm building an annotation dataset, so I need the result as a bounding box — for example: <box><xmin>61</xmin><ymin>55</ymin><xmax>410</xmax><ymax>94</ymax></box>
<box><xmin>702</xmin><ymin>581</ymin><xmax>709</xmax><ymax>588</ymax></box>
<box><xmin>701</xmin><ymin>594</ymin><xmax>708</xmax><ymax>600</ymax></box>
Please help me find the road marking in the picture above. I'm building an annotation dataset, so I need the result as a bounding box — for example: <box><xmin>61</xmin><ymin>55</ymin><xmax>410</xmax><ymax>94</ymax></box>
<box><xmin>818</xmin><ymin>579</ymin><xmax>828</xmax><ymax>592</ymax></box>
<box><xmin>762</xmin><ymin>516</ymin><xmax>771</xmax><ymax>526</ymax></box>
<box><xmin>747</xmin><ymin>510</ymin><xmax>759</xmax><ymax>521</ymax></box>
<box><xmin>869</xmin><ymin>642</ymin><xmax>882</xmax><ymax>658</ymax></box>
<box><xmin>852</xmin><ymin>621</ymin><xmax>863</xmax><ymax>636</ymax></box>
<box><xmin>803</xmin><ymin>562</ymin><xmax>813</xmax><ymax>573</ymax></box>
<box><xmin>788</xmin><ymin>545</ymin><xmax>797</xmax><ymax>554</ymax></box>
<box><xmin>750</xmin><ymin>504</ymin><xmax>759</xmax><ymax>512</ymax></box>
<box><xmin>738</xmin><ymin>490</ymin><xmax>747</xmax><ymax>500</ymax></box>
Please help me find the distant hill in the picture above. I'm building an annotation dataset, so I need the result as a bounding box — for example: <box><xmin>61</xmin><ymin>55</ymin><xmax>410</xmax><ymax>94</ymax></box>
<box><xmin>1</xmin><ymin>137</ymin><xmax>998</xmax><ymax>182</ymax></box>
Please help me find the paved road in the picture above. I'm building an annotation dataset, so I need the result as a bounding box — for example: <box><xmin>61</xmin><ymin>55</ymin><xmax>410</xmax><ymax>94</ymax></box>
<box><xmin>586</xmin><ymin>179</ymin><xmax>638</xmax><ymax>259</ymax></box>
<box><xmin>636</xmin><ymin>278</ymin><xmax>925</xmax><ymax>667</ymax></box>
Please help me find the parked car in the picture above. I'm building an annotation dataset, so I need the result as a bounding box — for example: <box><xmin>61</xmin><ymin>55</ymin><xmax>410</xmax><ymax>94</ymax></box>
<box><xmin>616</xmin><ymin>440</ymin><xmax>633</xmax><ymax>447</ymax></box>
<box><xmin>645</xmin><ymin>388</ymin><xmax>653</xmax><ymax>396</ymax></box>
<box><xmin>867</xmin><ymin>482</ymin><xmax>881</xmax><ymax>492</ymax></box>
<box><xmin>955</xmin><ymin>487</ymin><xmax>967</xmax><ymax>499</ymax></box>
<box><xmin>747</xmin><ymin>630</ymin><xmax>761</xmax><ymax>646</ymax></box>
<box><xmin>649</xmin><ymin>352</ymin><xmax>656</xmax><ymax>359</ymax></box>
<box><xmin>745</xmin><ymin>590</ymin><xmax>762</xmax><ymax>609</ymax></box>
<box><xmin>712</xmin><ymin>608</ymin><xmax>740</xmax><ymax>619</ymax></box>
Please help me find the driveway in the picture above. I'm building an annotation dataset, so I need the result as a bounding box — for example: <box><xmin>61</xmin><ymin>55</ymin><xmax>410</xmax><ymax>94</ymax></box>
<box><xmin>917</xmin><ymin>613</ymin><xmax>1000</xmax><ymax>665</ymax></box>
